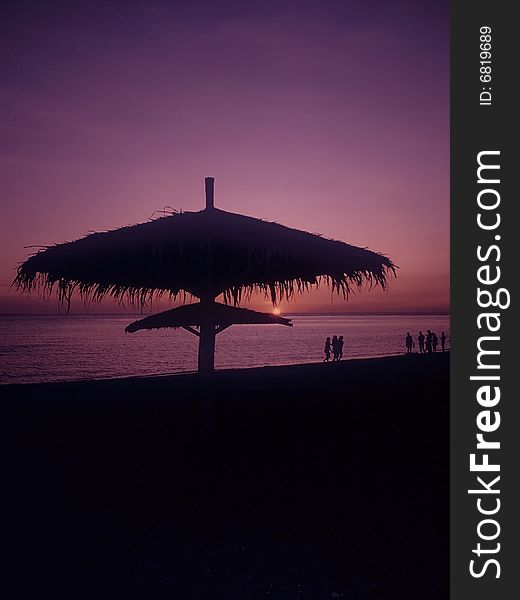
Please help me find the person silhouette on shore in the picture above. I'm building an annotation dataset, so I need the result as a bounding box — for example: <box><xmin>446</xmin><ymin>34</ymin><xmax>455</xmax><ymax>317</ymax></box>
<box><xmin>331</xmin><ymin>335</ymin><xmax>339</xmax><ymax>361</ymax></box>
<box><xmin>418</xmin><ymin>331</ymin><xmax>425</xmax><ymax>354</ymax></box>
<box><xmin>338</xmin><ymin>335</ymin><xmax>344</xmax><ymax>360</ymax></box>
<box><xmin>405</xmin><ymin>332</ymin><xmax>414</xmax><ymax>354</ymax></box>
<box><xmin>432</xmin><ymin>332</ymin><xmax>438</xmax><ymax>353</ymax></box>
<box><xmin>324</xmin><ymin>337</ymin><xmax>332</xmax><ymax>362</ymax></box>
<box><xmin>426</xmin><ymin>330</ymin><xmax>432</xmax><ymax>353</ymax></box>
<box><xmin>441</xmin><ymin>332</ymin><xmax>447</xmax><ymax>352</ymax></box>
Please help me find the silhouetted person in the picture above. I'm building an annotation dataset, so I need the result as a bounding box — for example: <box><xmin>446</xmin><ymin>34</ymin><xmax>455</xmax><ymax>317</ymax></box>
<box><xmin>338</xmin><ymin>335</ymin><xmax>344</xmax><ymax>360</ymax></box>
<box><xmin>405</xmin><ymin>332</ymin><xmax>414</xmax><ymax>354</ymax></box>
<box><xmin>324</xmin><ymin>337</ymin><xmax>332</xmax><ymax>362</ymax></box>
<box><xmin>331</xmin><ymin>335</ymin><xmax>339</xmax><ymax>361</ymax></box>
<box><xmin>441</xmin><ymin>332</ymin><xmax>447</xmax><ymax>352</ymax></box>
<box><xmin>432</xmin><ymin>332</ymin><xmax>438</xmax><ymax>353</ymax></box>
<box><xmin>418</xmin><ymin>331</ymin><xmax>425</xmax><ymax>354</ymax></box>
<box><xmin>426</xmin><ymin>330</ymin><xmax>432</xmax><ymax>353</ymax></box>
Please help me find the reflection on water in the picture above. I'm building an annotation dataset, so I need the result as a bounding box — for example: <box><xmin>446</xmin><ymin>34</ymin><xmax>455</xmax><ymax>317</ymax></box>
<box><xmin>0</xmin><ymin>314</ymin><xmax>450</xmax><ymax>384</ymax></box>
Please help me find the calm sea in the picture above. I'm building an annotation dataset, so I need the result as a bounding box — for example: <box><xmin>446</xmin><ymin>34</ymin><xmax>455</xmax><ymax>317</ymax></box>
<box><xmin>0</xmin><ymin>314</ymin><xmax>450</xmax><ymax>385</ymax></box>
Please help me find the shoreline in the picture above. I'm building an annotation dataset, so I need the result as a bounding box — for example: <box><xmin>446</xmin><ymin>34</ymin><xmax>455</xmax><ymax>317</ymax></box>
<box><xmin>1</xmin><ymin>351</ymin><xmax>449</xmax><ymax>389</ymax></box>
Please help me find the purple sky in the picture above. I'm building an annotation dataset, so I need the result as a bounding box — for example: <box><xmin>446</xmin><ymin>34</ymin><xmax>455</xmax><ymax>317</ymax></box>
<box><xmin>0</xmin><ymin>0</ymin><xmax>449</xmax><ymax>314</ymax></box>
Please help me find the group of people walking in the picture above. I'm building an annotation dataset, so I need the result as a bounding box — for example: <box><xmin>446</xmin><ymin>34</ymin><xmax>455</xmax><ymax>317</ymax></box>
<box><xmin>322</xmin><ymin>330</ymin><xmax>448</xmax><ymax>362</ymax></box>
<box><xmin>405</xmin><ymin>330</ymin><xmax>447</xmax><ymax>354</ymax></box>
<box><xmin>323</xmin><ymin>335</ymin><xmax>344</xmax><ymax>362</ymax></box>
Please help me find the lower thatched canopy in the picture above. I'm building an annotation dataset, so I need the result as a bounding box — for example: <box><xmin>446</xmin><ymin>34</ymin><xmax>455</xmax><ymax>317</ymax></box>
<box><xmin>125</xmin><ymin>302</ymin><xmax>293</xmax><ymax>333</ymax></box>
<box><xmin>15</xmin><ymin>207</ymin><xmax>396</xmax><ymax>307</ymax></box>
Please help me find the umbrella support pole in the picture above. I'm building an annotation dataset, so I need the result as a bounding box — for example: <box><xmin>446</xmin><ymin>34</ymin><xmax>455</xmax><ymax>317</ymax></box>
<box><xmin>197</xmin><ymin>297</ymin><xmax>216</xmax><ymax>375</ymax></box>
<box><xmin>198</xmin><ymin>324</ymin><xmax>216</xmax><ymax>374</ymax></box>
<box><xmin>196</xmin><ymin>296</ymin><xmax>217</xmax><ymax>434</ymax></box>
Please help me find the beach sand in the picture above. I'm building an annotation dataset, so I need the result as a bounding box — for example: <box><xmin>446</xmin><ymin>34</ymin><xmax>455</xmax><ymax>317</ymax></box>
<box><xmin>2</xmin><ymin>353</ymin><xmax>449</xmax><ymax>599</ymax></box>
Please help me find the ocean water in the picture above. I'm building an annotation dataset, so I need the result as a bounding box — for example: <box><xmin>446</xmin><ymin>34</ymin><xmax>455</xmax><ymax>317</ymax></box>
<box><xmin>0</xmin><ymin>314</ymin><xmax>450</xmax><ymax>385</ymax></box>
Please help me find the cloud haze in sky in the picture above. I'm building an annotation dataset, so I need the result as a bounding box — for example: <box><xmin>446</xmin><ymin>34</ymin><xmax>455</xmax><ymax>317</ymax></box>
<box><xmin>0</xmin><ymin>0</ymin><xmax>449</xmax><ymax>313</ymax></box>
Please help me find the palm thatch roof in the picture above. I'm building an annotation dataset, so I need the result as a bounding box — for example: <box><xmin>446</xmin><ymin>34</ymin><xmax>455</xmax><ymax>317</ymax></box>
<box><xmin>14</xmin><ymin>206</ymin><xmax>395</xmax><ymax>307</ymax></box>
<box><xmin>125</xmin><ymin>302</ymin><xmax>292</xmax><ymax>333</ymax></box>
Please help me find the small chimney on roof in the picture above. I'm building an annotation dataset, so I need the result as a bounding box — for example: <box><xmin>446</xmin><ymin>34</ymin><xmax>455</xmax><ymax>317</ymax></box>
<box><xmin>205</xmin><ymin>177</ymin><xmax>215</xmax><ymax>209</ymax></box>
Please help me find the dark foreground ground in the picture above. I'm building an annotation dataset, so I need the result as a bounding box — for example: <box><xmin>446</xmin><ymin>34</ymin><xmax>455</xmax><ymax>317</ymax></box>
<box><xmin>2</xmin><ymin>353</ymin><xmax>449</xmax><ymax>599</ymax></box>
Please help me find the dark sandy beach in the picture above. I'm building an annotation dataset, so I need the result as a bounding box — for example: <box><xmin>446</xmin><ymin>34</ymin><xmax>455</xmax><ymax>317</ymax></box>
<box><xmin>2</xmin><ymin>353</ymin><xmax>449</xmax><ymax>599</ymax></box>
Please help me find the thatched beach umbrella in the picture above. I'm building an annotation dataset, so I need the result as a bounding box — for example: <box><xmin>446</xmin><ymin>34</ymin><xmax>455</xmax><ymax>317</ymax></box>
<box><xmin>15</xmin><ymin>178</ymin><xmax>395</xmax><ymax>373</ymax></box>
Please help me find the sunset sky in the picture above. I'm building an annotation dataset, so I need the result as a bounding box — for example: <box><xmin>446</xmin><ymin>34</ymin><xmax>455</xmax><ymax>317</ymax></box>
<box><xmin>1</xmin><ymin>0</ymin><xmax>449</xmax><ymax>314</ymax></box>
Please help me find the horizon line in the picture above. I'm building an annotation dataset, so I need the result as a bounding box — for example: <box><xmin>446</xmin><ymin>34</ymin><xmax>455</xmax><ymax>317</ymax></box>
<box><xmin>0</xmin><ymin>310</ymin><xmax>451</xmax><ymax>317</ymax></box>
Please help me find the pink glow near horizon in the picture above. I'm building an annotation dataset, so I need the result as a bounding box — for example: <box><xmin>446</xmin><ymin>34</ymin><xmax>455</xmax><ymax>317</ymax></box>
<box><xmin>0</xmin><ymin>1</ymin><xmax>449</xmax><ymax>314</ymax></box>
